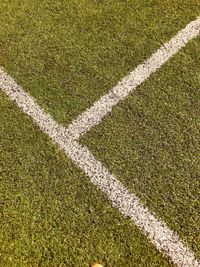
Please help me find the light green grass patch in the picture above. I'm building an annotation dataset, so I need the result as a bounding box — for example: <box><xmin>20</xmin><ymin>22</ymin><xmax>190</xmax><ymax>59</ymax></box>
<box><xmin>0</xmin><ymin>91</ymin><xmax>173</xmax><ymax>266</ymax></box>
<box><xmin>0</xmin><ymin>0</ymin><xmax>199</xmax><ymax>124</ymax></box>
<box><xmin>82</xmin><ymin>37</ymin><xmax>200</xmax><ymax>258</ymax></box>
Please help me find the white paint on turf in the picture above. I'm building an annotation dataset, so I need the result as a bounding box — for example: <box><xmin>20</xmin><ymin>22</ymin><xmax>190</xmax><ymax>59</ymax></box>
<box><xmin>65</xmin><ymin>16</ymin><xmax>200</xmax><ymax>140</ymax></box>
<box><xmin>66</xmin><ymin>141</ymin><xmax>200</xmax><ymax>267</ymax></box>
<box><xmin>1</xmin><ymin>17</ymin><xmax>200</xmax><ymax>267</ymax></box>
<box><xmin>0</xmin><ymin>68</ymin><xmax>69</xmax><ymax>141</ymax></box>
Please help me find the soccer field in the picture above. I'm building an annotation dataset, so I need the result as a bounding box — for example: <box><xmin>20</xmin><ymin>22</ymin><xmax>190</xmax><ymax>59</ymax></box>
<box><xmin>0</xmin><ymin>1</ymin><xmax>200</xmax><ymax>266</ymax></box>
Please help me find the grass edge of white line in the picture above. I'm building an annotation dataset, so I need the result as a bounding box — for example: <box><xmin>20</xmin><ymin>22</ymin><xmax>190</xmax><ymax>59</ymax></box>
<box><xmin>66</xmin><ymin>141</ymin><xmax>200</xmax><ymax>267</ymax></box>
<box><xmin>1</xmin><ymin>67</ymin><xmax>200</xmax><ymax>267</ymax></box>
<box><xmin>64</xmin><ymin>16</ymin><xmax>200</xmax><ymax>141</ymax></box>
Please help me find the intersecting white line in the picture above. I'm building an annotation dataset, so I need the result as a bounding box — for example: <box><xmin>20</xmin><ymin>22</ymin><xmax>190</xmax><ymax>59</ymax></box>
<box><xmin>1</xmin><ymin>16</ymin><xmax>200</xmax><ymax>267</ymax></box>
<box><xmin>65</xmin><ymin>16</ymin><xmax>200</xmax><ymax>141</ymax></box>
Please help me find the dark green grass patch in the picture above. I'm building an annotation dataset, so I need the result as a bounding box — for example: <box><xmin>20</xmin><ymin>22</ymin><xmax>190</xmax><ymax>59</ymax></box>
<box><xmin>0</xmin><ymin>0</ymin><xmax>199</xmax><ymax>124</ymax></box>
<box><xmin>82</xmin><ymin>37</ymin><xmax>200</xmax><ymax>258</ymax></box>
<box><xmin>0</xmin><ymin>92</ymin><xmax>174</xmax><ymax>266</ymax></box>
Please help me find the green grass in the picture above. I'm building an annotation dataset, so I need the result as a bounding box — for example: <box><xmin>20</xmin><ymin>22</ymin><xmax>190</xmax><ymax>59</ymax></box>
<box><xmin>82</xmin><ymin>37</ymin><xmax>200</xmax><ymax>259</ymax></box>
<box><xmin>1</xmin><ymin>1</ymin><xmax>200</xmax><ymax>266</ymax></box>
<box><xmin>0</xmin><ymin>0</ymin><xmax>199</xmax><ymax>124</ymax></box>
<box><xmin>0</xmin><ymin>92</ymin><xmax>173</xmax><ymax>266</ymax></box>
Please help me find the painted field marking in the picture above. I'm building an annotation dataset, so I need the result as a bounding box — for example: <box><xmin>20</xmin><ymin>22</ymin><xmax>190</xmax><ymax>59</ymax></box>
<box><xmin>65</xmin><ymin>16</ymin><xmax>200</xmax><ymax>141</ymax></box>
<box><xmin>1</xmin><ymin>17</ymin><xmax>200</xmax><ymax>267</ymax></box>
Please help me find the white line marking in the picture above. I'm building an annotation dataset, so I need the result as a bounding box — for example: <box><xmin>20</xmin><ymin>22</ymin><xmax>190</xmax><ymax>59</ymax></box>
<box><xmin>65</xmin><ymin>16</ymin><xmax>200</xmax><ymax>140</ymax></box>
<box><xmin>1</xmin><ymin>70</ymin><xmax>200</xmax><ymax>267</ymax></box>
<box><xmin>66</xmin><ymin>142</ymin><xmax>200</xmax><ymax>267</ymax></box>
<box><xmin>1</xmin><ymin>17</ymin><xmax>200</xmax><ymax>267</ymax></box>
<box><xmin>0</xmin><ymin>68</ymin><xmax>68</xmax><ymax>140</ymax></box>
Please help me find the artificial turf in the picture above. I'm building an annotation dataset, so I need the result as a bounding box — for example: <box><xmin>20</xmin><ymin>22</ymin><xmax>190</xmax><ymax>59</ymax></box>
<box><xmin>1</xmin><ymin>1</ymin><xmax>200</xmax><ymax>266</ymax></box>
<box><xmin>0</xmin><ymin>0</ymin><xmax>199</xmax><ymax>125</ymax></box>
<box><xmin>0</xmin><ymin>92</ymin><xmax>173</xmax><ymax>266</ymax></box>
<box><xmin>82</xmin><ymin>36</ymin><xmax>200</xmax><ymax>259</ymax></box>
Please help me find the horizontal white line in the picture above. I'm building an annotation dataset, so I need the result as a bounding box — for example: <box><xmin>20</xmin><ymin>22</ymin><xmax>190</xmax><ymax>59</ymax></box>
<box><xmin>1</xmin><ymin>65</ymin><xmax>200</xmax><ymax>266</ymax></box>
<box><xmin>65</xmin><ymin>16</ymin><xmax>200</xmax><ymax>141</ymax></box>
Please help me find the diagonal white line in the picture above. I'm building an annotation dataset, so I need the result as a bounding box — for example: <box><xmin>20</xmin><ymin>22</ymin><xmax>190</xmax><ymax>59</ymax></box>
<box><xmin>1</xmin><ymin>17</ymin><xmax>200</xmax><ymax>267</ymax></box>
<box><xmin>65</xmin><ymin>142</ymin><xmax>200</xmax><ymax>267</ymax></box>
<box><xmin>1</xmin><ymin>67</ymin><xmax>200</xmax><ymax>267</ymax></box>
<box><xmin>65</xmin><ymin>16</ymin><xmax>200</xmax><ymax>141</ymax></box>
<box><xmin>0</xmin><ymin>68</ymin><xmax>68</xmax><ymax>141</ymax></box>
